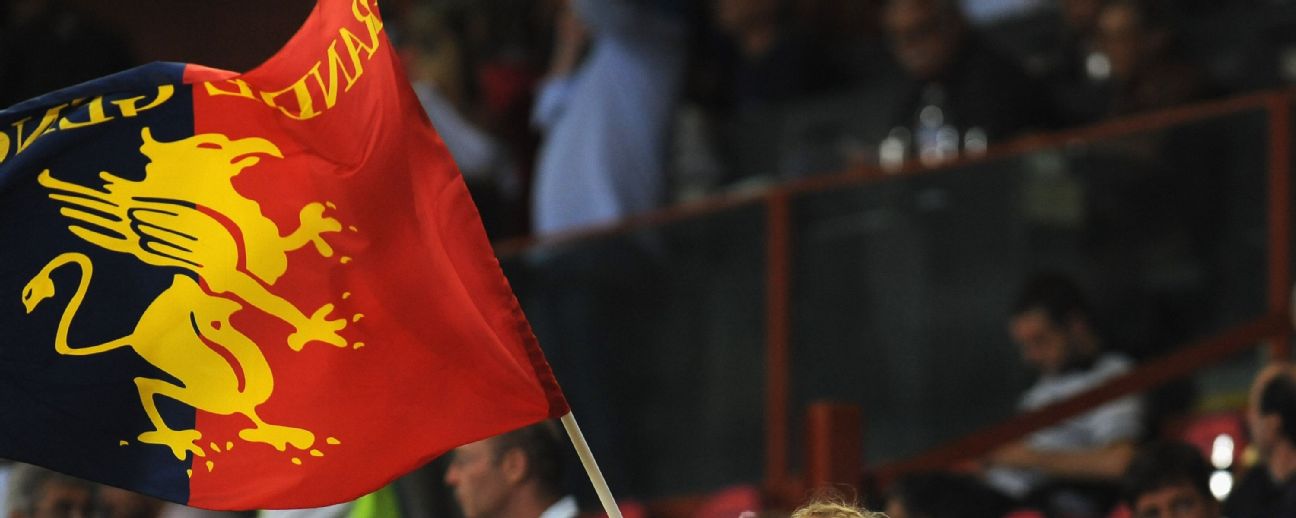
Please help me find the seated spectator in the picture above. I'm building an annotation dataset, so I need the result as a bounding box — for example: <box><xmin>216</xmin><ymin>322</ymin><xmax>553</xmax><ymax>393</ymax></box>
<box><xmin>4</xmin><ymin>463</ymin><xmax>94</xmax><ymax>518</ymax></box>
<box><xmin>984</xmin><ymin>273</ymin><xmax>1142</xmax><ymax>517</ymax></box>
<box><xmin>1223</xmin><ymin>363</ymin><xmax>1296</xmax><ymax>518</ymax></box>
<box><xmin>1121</xmin><ymin>442</ymin><xmax>1220</xmax><ymax>518</ymax></box>
<box><xmin>1092</xmin><ymin>0</ymin><xmax>1211</xmax><ymax>118</ymax></box>
<box><xmin>884</xmin><ymin>472</ymin><xmax>1016</xmax><ymax>518</ymax></box>
<box><xmin>880</xmin><ymin>0</ymin><xmax>1056</xmax><ymax>164</ymax></box>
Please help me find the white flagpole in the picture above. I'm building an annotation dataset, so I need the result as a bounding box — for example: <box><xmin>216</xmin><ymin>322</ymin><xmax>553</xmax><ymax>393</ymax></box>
<box><xmin>559</xmin><ymin>412</ymin><xmax>623</xmax><ymax>518</ymax></box>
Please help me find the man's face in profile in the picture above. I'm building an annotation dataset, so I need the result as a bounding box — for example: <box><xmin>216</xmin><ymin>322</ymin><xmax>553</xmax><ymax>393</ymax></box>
<box><xmin>444</xmin><ymin>439</ymin><xmax>511</xmax><ymax>518</ymax></box>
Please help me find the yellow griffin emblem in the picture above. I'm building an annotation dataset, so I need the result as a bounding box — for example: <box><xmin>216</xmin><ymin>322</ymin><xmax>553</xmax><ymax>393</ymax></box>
<box><xmin>21</xmin><ymin>128</ymin><xmax>355</xmax><ymax>463</ymax></box>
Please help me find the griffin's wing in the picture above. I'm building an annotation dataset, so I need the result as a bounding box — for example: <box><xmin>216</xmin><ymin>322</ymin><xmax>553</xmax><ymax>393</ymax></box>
<box><xmin>38</xmin><ymin>170</ymin><xmax>239</xmax><ymax>273</ymax></box>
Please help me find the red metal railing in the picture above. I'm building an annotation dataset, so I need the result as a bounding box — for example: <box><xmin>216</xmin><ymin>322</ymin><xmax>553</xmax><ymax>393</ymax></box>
<box><xmin>765</xmin><ymin>192</ymin><xmax>793</xmax><ymax>492</ymax></box>
<box><xmin>1267</xmin><ymin>94</ymin><xmax>1293</xmax><ymax>360</ymax></box>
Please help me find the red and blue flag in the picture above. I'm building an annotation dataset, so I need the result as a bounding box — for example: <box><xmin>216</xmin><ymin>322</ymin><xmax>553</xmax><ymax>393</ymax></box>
<box><xmin>0</xmin><ymin>0</ymin><xmax>567</xmax><ymax>509</ymax></box>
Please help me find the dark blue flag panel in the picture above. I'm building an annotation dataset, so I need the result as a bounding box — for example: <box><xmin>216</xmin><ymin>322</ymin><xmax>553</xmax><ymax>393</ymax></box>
<box><xmin>0</xmin><ymin>63</ymin><xmax>198</xmax><ymax>502</ymax></box>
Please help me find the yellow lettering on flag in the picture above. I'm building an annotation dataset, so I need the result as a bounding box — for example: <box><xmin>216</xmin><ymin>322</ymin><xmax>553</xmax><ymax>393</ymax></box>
<box><xmin>201</xmin><ymin>0</ymin><xmax>384</xmax><ymax>120</ymax></box>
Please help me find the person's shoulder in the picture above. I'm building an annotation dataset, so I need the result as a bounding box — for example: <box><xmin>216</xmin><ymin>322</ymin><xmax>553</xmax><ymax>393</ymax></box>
<box><xmin>1070</xmin><ymin>353</ymin><xmax>1134</xmax><ymax>387</ymax></box>
<box><xmin>1020</xmin><ymin>374</ymin><xmax>1066</xmax><ymax>408</ymax></box>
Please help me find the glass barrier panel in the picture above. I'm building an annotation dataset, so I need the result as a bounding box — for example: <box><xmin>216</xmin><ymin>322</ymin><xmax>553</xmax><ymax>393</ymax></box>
<box><xmin>499</xmin><ymin>204</ymin><xmax>769</xmax><ymax>499</ymax></box>
<box><xmin>789</xmin><ymin>108</ymin><xmax>1271</xmax><ymax>467</ymax></box>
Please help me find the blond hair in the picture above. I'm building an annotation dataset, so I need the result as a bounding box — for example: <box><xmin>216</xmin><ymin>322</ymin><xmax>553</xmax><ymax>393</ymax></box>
<box><xmin>790</xmin><ymin>500</ymin><xmax>887</xmax><ymax>518</ymax></box>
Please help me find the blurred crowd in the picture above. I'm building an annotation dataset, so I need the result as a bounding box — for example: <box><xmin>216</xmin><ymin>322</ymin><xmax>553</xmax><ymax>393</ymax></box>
<box><xmin>7</xmin><ymin>0</ymin><xmax>1296</xmax><ymax>240</ymax></box>
<box><xmin>383</xmin><ymin>0</ymin><xmax>1287</xmax><ymax>240</ymax></box>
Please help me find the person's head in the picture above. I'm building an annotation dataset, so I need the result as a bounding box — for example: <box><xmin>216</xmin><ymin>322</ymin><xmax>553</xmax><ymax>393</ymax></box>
<box><xmin>1122</xmin><ymin>442</ymin><xmax>1220</xmax><ymax>518</ymax></box>
<box><xmin>5</xmin><ymin>464</ymin><xmax>94</xmax><ymax>518</ymax></box>
<box><xmin>791</xmin><ymin>498</ymin><xmax>885</xmax><ymax>518</ymax></box>
<box><xmin>712</xmin><ymin>0</ymin><xmax>782</xmax><ymax>36</ymax></box>
<box><xmin>883</xmin><ymin>0</ymin><xmax>966</xmax><ymax>81</ymax></box>
<box><xmin>94</xmin><ymin>486</ymin><xmax>161</xmax><ymax>518</ymax></box>
<box><xmin>1248</xmin><ymin>364</ymin><xmax>1296</xmax><ymax>459</ymax></box>
<box><xmin>1009</xmin><ymin>273</ymin><xmax>1099</xmax><ymax>375</ymax></box>
<box><xmin>1095</xmin><ymin>0</ymin><xmax>1173</xmax><ymax>84</ymax></box>
<box><xmin>444</xmin><ymin>421</ymin><xmax>565</xmax><ymax>518</ymax></box>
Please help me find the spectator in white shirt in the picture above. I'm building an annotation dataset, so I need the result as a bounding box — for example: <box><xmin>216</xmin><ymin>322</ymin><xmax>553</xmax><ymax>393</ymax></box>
<box><xmin>984</xmin><ymin>273</ymin><xmax>1143</xmax><ymax>516</ymax></box>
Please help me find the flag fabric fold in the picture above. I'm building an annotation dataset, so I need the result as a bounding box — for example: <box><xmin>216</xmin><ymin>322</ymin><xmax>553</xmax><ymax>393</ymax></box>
<box><xmin>0</xmin><ymin>0</ymin><xmax>567</xmax><ymax>509</ymax></box>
